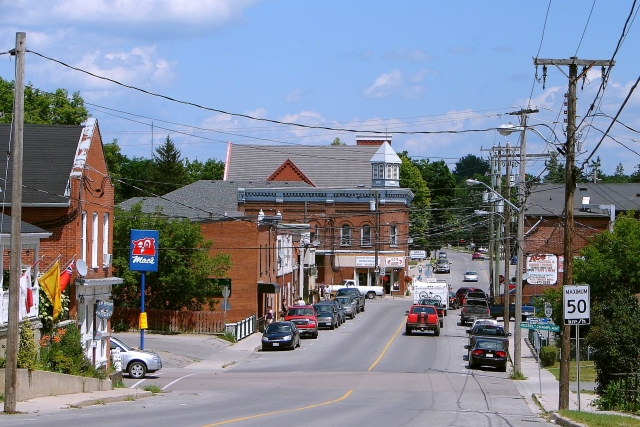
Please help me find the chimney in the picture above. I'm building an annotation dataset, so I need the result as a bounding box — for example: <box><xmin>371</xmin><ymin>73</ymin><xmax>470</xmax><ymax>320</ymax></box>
<box><xmin>356</xmin><ymin>134</ymin><xmax>392</xmax><ymax>146</ymax></box>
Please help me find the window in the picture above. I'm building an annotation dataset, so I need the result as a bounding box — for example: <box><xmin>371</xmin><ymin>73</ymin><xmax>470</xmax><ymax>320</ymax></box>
<box><xmin>392</xmin><ymin>165</ymin><xmax>399</xmax><ymax>179</ymax></box>
<box><xmin>387</xmin><ymin>164</ymin><xmax>393</xmax><ymax>179</ymax></box>
<box><xmin>91</xmin><ymin>212</ymin><xmax>98</xmax><ymax>268</ymax></box>
<box><xmin>390</xmin><ymin>224</ymin><xmax>398</xmax><ymax>246</ymax></box>
<box><xmin>361</xmin><ymin>225</ymin><xmax>372</xmax><ymax>246</ymax></box>
<box><xmin>340</xmin><ymin>224</ymin><xmax>352</xmax><ymax>246</ymax></box>
<box><xmin>102</xmin><ymin>213</ymin><xmax>109</xmax><ymax>267</ymax></box>
<box><xmin>81</xmin><ymin>211</ymin><xmax>87</xmax><ymax>262</ymax></box>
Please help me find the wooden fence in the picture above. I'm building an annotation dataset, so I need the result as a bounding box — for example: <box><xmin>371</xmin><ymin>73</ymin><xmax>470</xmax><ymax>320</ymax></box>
<box><xmin>113</xmin><ymin>308</ymin><xmax>227</xmax><ymax>334</ymax></box>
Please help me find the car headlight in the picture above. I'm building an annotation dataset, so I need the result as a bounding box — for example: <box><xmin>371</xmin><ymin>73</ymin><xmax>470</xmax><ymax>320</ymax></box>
<box><xmin>282</xmin><ymin>335</ymin><xmax>292</xmax><ymax>341</ymax></box>
<box><xmin>262</xmin><ymin>336</ymin><xmax>269</xmax><ymax>342</ymax></box>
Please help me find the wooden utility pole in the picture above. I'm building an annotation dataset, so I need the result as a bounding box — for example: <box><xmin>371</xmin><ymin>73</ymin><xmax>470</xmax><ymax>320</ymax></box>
<box><xmin>4</xmin><ymin>31</ymin><xmax>25</xmax><ymax>414</ymax></box>
<box><xmin>533</xmin><ymin>57</ymin><xmax>614</xmax><ymax>410</ymax></box>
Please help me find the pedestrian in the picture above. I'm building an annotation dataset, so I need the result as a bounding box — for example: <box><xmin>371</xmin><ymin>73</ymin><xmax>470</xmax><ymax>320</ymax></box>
<box><xmin>296</xmin><ymin>297</ymin><xmax>306</xmax><ymax>306</ymax></box>
<box><xmin>281</xmin><ymin>298</ymin><xmax>288</xmax><ymax>317</ymax></box>
<box><xmin>266</xmin><ymin>306</ymin><xmax>274</xmax><ymax>324</ymax></box>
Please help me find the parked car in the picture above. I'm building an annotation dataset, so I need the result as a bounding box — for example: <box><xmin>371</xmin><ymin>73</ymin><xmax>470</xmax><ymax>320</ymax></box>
<box><xmin>312</xmin><ymin>303</ymin><xmax>339</xmax><ymax>329</ymax></box>
<box><xmin>465</xmin><ymin>323</ymin><xmax>511</xmax><ymax>350</ymax></box>
<box><xmin>316</xmin><ymin>300</ymin><xmax>345</xmax><ymax>325</ymax></box>
<box><xmin>261</xmin><ymin>321</ymin><xmax>301</xmax><ymax>351</ymax></box>
<box><xmin>284</xmin><ymin>306</ymin><xmax>318</xmax><ymax>339</ymax></box>
<box><xmin>472</xmin><ymin>252</ymin><xmax>485</xmax><ymax>261</ymax></box>
<box><xmin>468</xmin><ymin>338</ymin><xmax>508</xmax><ymax>371</ymax></box>
<box><xmin>510</xmin><ymin>256</ymin><xmax>518</xmax><ymax>265</ymax></box>
<box><xmin>334</xmin><ymin>295</ymin><xmax>357</xmax><ymax>319</ymax></box>
<box><xmin>335</xmin><ymin>288</ymin><xmax>365</xmax><ymax>312</ymax></box>
<box><xmin>463</xmin><ymin>270</ymin><xmax>479</xmax><ymax>282</ymax></box>
<box><xmin>109</xmin><ymin>336</ymin><xmax>162</xmax><ymax>379</ymax></box>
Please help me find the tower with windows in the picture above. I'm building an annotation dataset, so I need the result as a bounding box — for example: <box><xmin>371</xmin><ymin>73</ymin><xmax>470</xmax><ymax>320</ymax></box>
<box><xmin>370</xmin><ymin>141</ymin><xmax>401</xmax><ymax>187</ymax></box>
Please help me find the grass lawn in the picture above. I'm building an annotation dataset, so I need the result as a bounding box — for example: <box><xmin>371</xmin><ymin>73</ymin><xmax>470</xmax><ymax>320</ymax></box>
<box><xmin>547</xmin><ymin>360</ymin><xmax>597</xmax><ymax>382</ymax></box>
<box><xmin>558</xmin><ymin>410</ymin><xmax>640</xmax><ymax>427</ymax></box>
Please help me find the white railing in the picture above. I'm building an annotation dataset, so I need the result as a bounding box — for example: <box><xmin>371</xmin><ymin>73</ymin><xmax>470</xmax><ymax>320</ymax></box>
<box><xmin>225</xmin><ymin>315</ymin><xmax>256</xmax><ymax>341</ymax></box>
<box><xmin>0</xmin><ymin>287</ymin><xmax>40</xmax><ymax>325</ymax></box>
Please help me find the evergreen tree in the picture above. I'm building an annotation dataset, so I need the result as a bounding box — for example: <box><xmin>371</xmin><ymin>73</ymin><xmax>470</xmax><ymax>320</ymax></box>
<box><xmin>543</xmin><ymin>152</ymin><xmax>566</xmax><ymax>183</ymax></box>
<box><xmin>330</xmin><ymin>137</ymin><xmax>346</xmax><ymax>146</ymax></box>
<box><xmin>151</xmin><ymin>136</ymin><xmax>188</xmax><ymax>196</ymax></box>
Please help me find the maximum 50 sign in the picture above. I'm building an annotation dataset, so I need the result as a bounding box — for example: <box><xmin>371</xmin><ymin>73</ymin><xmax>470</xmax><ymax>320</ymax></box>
<box><xmin>563</xmin><ymin>285</ymin><xmax>590</xmax><ymax>325</ymax></box>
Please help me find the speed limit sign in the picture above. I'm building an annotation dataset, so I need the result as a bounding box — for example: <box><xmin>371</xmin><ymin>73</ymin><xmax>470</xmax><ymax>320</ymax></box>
<box><xmin>563</xmin><ymin>284</ymin><xmax>590</xmax><ymax>325</ymax></box>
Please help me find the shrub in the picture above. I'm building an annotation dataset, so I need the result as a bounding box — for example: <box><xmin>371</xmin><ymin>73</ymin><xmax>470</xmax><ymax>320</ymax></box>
<box><xmin>539</xmin><ymin>345</ymin><xmax>558</xmax><ymax>367</ymax></box>
<box><xmin>40</xmin><ymin>323</ymin><xmax>90</xmax><ymax>375</ymax></box>
<box><xmin>17</xmin><ymin>321</ymin><xmax>39</xmax><ymax>370</ymax></box>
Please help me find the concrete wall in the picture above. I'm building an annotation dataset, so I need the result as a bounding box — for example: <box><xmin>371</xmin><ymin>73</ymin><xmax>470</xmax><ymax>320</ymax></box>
<box><xmin>0</xmin><ymin>369</ymin><xmax>111</xmax><ymax>401</ymax></box>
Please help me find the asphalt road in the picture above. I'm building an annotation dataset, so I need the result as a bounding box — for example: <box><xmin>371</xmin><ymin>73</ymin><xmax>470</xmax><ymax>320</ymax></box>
<box><xmin>3</xmin><ymin>250</ymin><xmax>552</xmax><ymax>426</ymax></box>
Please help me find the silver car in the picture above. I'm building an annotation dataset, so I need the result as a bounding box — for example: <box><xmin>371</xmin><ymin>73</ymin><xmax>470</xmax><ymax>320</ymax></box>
<box><xmin>334</xmin><ymin>296</ymin><xmax>356</xmax><ymax>319</ymax></box>
<box><xmin>463</xmin><ymin>270</ymin><xmax>479</xmax><ymax>282</ymax></box>
<box><xmin>109</xmin><ymin>336</ymin><xmax>162</xmax><ymax>379</ymax></box>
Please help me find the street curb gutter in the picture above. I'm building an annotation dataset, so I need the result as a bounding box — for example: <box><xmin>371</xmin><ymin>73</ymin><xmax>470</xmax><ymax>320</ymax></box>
<box><xmin>68</xmin><ymin>390</ymin><xmax>153</xmax><ymax>409</ymax></box>
<box><xmin>550</xmin><ymin>413</ymin><xmax>587</xmax><ymax>427</ymax></box>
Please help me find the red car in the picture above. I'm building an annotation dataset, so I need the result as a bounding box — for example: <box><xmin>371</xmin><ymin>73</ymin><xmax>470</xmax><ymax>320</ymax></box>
<box><xmin>472</xmin><ymin>252</ymin><xmax>485</xmax><ymax>260</ymax></box>
<box><xmin>456</xmin><ymin>286</ymin><xmax>483</xmax><ymax>306</ymax></box>
<box><xmin>284</xmin><ymin>306</ymin><xmax>318</xmax><ymax>339</ymax></box>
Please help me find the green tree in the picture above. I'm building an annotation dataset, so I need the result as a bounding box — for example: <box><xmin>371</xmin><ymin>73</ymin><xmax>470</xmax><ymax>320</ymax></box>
<box><xmin>118</xmin><ymin>156</ymin><xmax>155</xmax><ymax>201</ymax></box>
<box><xmin>543</xmin><ymin>152</ymin><xmax>565</xmax><ymax>183</ymax></box>
<box><xmin>112</xmin><ymin>204</ymin><xmax>231</xmax><ymax>310</ymax></box>
<box><xmin>151</xmin><ymin>136</ymin><xmax>188</xmax><ymax>196</ymax></box>
<box><xmin>603</xmin><ymin>162</ymin><xmax>629</xmax><ymax>183</ymax></box>
<box><xmin>330</xmin><ymin>137</ymin><xmax>346</xmax><ymax>146</ymax></box>
<box><xmin>399</xmin><ymin>154</ymin><xmax>431</xmax><ymax>249</ymax></box>
<box><xmin>453</xmin><ymin>154</ymin><xmax>490</xmax><ymax>181</ymax></box>
<box><xmin>0</xmin><ymin>77</ymin><xmax>89</xmax><ymax>125</ymax></box>
<box><xmin>185</xmin><ymin>158</ymin><xmax>225</xmax><ymax>182</ymax></box>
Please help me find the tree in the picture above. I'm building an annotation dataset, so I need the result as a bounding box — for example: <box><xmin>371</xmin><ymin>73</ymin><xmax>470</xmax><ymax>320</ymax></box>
<box><xmin>453</xmin><ymin>154</ymin><xmax>490</xmax><ymax>181</ymax></box>
<box><xmin>543</xmin><ymin>152</ymin><xmax>566</xmax><ymax>183</ymax></box>
<box><xmin>331</xmin><ymin>137</ymin><xmax>346</xmax><ymax>146</ymax></box>
<box><xmin>112</xmin><ymin>204</ymin><xmax>231</xmax><ymax>311</ymax></box>
<box><xmin>185</xmin><ymin>158</ymin><xmax>225</xmax><ymax>182</ymax></box>
<box><xmin>399</xmin><ymin>154</ymin><xmax>430</xmax><ymax>249</ymax></box>
<box><xmin>0</xmin><ymin>77</ymin><xmax>89</xmax><ymax>125</ymax></box>
<box><xmin>151</xmin><ymin>136</ymin><xmax>188</xmax><ymax>196</ymax></box>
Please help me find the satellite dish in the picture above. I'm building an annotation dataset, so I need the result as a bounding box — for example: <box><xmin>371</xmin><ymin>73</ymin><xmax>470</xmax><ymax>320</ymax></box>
<box><xmin>76</xmin><ymin>259</ymin><xmax>88</xmax><ymax>277</ymax></box>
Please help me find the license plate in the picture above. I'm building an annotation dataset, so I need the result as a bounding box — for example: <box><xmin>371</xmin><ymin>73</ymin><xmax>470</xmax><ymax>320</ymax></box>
<box><xmin>273</xmin><ymin>343</ymin><xmax>279</xmax><ymax>347</ymax></box>
<box><xmin>485</xmin><ymin>353</ymin><xmax>493</xmax><ymax>358</ymax></box>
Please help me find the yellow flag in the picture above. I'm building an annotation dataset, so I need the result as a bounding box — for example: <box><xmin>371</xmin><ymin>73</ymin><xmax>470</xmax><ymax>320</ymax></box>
<box><xmin>39</xmin><ymin>261</ymin><xmax>61</xmax><ymax>318</ymax></box>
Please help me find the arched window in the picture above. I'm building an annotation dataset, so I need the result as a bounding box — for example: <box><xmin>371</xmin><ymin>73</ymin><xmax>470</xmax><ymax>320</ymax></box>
<box><xmin>340</xmin><ymin>224</ymin><xmax>352</xmax><ymax>246</ymax></box>
<box><xmin>81</xmin><ymin>211</ymin><xmax>87</xmax><ymax>262</ymax></box>
<box><xmin>92</xmin><ymin>212</ymin><xmax>99</xmax><ymax>268</ymax></box>
<box><xmin>361</xmin><ymin>225</ymin><xmax>372</xmax><ymax>246</ymax></box>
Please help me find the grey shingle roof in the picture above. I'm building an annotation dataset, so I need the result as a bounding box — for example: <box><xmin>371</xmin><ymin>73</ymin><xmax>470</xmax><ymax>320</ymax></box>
<box><xmin>225</xmin><ymin>144</ymin><xmax>379</xmax><ymax>187</ymax></box>
<box><xmin>0</xmin><ymin>124</ymin><xmax>83</xmax><ymax>206</ymax></box>
<box><xmin>0</xmin><ymin>213</ymin><xmax>50</xmax><ymax>235</ymax></box>
<box><xmin>526</xmin><ymin>183</ymin><xmax>640</xmax><ymax>217</ymax></box>
<box><xmin>118</xmin><ymin>180</ymin><xmax>311</xmax><ymax>220</ymax></box>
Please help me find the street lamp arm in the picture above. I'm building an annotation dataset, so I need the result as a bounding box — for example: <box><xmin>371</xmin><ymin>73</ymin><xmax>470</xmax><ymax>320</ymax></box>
<box><xmin>466</xmin><ymin>179</ymin><xmax>520</xmax><ymax>213</ymax></box>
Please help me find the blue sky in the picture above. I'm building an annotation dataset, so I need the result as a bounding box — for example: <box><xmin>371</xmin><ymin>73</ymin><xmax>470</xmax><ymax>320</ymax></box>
<box><xmin>1</xmin><ymin>1</ymin><xmax>639</xmax><ymax>179</ymax></box>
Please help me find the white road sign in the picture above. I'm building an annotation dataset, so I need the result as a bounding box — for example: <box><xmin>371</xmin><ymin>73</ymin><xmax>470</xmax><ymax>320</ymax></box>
<box><xmin>563</xmin><ymin>284</ymin><xmax>590</xmax><ymax>325</ymax></box>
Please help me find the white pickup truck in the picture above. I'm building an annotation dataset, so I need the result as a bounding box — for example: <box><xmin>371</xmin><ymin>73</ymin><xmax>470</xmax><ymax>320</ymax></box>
<box><xmin>326</xmin><ymin>280</ymin><xmax>384</xmax><ymax>299</ymax></box>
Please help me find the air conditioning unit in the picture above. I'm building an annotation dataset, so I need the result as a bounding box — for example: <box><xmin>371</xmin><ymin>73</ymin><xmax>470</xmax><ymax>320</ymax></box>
<box><xmin>103</xmin><ymin>253</ymin><xmax>112</xmax><ymax>267</ymax></box>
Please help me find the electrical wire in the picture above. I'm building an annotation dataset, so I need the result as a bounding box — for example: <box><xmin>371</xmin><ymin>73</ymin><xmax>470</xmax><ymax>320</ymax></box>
<box><xmin>574</xmin><ymin>0</ymin><xmax>597</xmax><ymax>56</ymax></box>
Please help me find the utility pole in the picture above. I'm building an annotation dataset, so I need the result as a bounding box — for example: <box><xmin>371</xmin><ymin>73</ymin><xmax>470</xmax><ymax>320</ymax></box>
<box><xmin>4</xmin><ymin>32</ymin><xmax>26</xmax><ymax>414</ymax></box>
<box><xmin>534</xmin><ymin>57</ymin><xmax>613</xmax><ymax>410</ymax></box>
<box><xmin>494</xmin><ymin>147</ymin><xmax>502</xmax><ymax>308</ymax></box>
<box><xmin>503</xmin><ymin>143</ymin><xmax>512</xmax><ymax>336</ymax></box>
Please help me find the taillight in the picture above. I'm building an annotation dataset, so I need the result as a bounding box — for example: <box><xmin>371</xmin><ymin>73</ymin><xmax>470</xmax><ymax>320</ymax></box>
<box><xmin>461</xmin><ymin>307</ymin><xmax>467</xmax><ymax>314</ymax></box>
<box><xmin>472</xmin><ymin>350</ymin><xmax>484</xmax><ymax>356</ymax></box>
<box><xmin>495</xmin><ymin>351</ymin><xmax>507</xmax><ymax>358</ymax></box>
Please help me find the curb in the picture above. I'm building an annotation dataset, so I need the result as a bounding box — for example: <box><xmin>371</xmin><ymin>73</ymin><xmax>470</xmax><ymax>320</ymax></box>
<box><xmin>69</xmin><ymin>390</ymin><xmax>153</xmax><ymax>409</ymax></box>
<box><xmin>551</xmin><ymin>413</ymin><xmax>587</xmax><ymax>427</ymax></box>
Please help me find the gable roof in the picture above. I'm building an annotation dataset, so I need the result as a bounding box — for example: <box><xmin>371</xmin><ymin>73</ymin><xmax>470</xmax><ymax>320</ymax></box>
<box><xmin>370</xmin><ymin>141</ymin><xmax>401</xmax><ymax>164</ymax></box>
<box><xmin>118</xmin><ymin>180</ymin><xmax>311</xmax><ymax>220</ymax></box>
<box><xmin>526</xmin><ymin>183</ymin><xmax>640</xmax><ymax>217</ymax></box>
<box><xmin>224</xmin><ymin>144</ymin><xmax>379</xmax><ymax>187</ymax></box>
<box><xmin>267</xmin><ymin>159</ymin><xmax>315</xmax><ymax>185</ymax></box>
<box><xmin>0</xmin><ymin>123</ymin><xmax>87</xmax><ymax>206</ymax></box>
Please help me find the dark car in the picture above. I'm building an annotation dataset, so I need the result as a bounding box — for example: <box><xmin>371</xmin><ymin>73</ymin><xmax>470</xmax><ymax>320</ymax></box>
<box><xmin>335</xmin><ymin>288</ymin><xmax>365</xmax><ymax>312</ymax></box>
<box><xmin>261</xmin><ymin>321</ymin><xmax>301</xmax><ymax>350</ymax></box>
<box><xmin>334</xmin><ymin>295</ymin><xmax>357</xmax><ymax>319</ymax></box>
<box><xmin>312</xmin><ymin>303</ymin><xmax>339</xmax><ymax>329</ymax></box>
<box><xmin>510</xmin><ymin>256</ymin><xmax>518</xmax><ymax>265</ymax></box>
<box><xmin>316</xmin><ymin>300</ymin><xmax>345</xmax><ymax>325</ymax></box>
<box><xmin>468</xmin><ymin>338</ymin><xmax>508</xmax><ymax>371</ymax></box>
<box><xmin>455</xmin><ymin>287</ymin><xmax>483</xmax><ymax>306</ymax></box>
<box><xmin>465</xmin><ymin>323</ymin><xmax>511</xmax><ymax>350</ymax></box>
<box><xmin>284</xmin><ymin>306</ymin><xmax>318</xmax><ymax>339</ymax></box>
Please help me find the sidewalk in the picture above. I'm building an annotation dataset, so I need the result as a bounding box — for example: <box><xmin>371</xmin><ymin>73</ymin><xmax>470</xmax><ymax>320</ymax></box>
<box><xmin>12</xmin><ymin>332</ymin><xmax>263</xmax><ymax>414</ymax></box>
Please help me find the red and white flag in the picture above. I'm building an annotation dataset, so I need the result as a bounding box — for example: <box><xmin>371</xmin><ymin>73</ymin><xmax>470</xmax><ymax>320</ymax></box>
<box><xmin>20</xmin><ymin>268</ymin><xmax>33</xmax><ymax>315</ymax></box>
<box><xmin>59</xmin><ymin>261</ymin><xmax>74</xmax><ymax>292</ymax></box>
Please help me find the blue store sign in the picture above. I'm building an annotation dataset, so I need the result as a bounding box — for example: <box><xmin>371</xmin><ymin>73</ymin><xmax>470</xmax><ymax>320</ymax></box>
<box><xmin>129</xmin><ymin>229</ymin><xmax>159</xmax><ymax>272</ymax></box>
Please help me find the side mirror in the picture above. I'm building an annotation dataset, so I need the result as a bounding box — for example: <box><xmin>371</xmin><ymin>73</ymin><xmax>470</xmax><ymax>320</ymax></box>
<box><xmin>508</xmin><ymin>333</ymin><xmax>512</xmax><ymax>336</ymax></box>
<box><xmin>466</xmin><ymin>329</ymin><xmax>472</xmax><ymax>334</ymax></box>
<box><xmin>464</xmin><ymin>345</ymin><xmax>469</xmax><ymax>349</ymax></box>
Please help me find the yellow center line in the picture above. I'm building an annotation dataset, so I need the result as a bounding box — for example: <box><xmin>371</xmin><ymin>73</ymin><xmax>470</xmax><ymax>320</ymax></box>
<box><xmin>367</xmin><ymin>317</ymin><xmax>406</xmax><ymax>371</ymax></box>
<box><xmin>200</xmin><ymin>390</ymin><xmax>353</xmax><ymax>427</ymax></box>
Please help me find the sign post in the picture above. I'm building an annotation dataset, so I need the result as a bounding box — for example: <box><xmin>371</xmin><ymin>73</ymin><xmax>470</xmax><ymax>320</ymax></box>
<box><xmin>129</xmin><ymin>230</ymin><xmax>159</xmax><ymax>350</ymax></box>
<box><xmin>564</xmin><ymin>284</ymin><xmax>590</xmax><ymax>411</ymax></box>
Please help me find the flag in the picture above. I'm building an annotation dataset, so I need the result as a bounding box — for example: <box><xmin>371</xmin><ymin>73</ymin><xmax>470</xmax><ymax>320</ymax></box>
<box><xmin>20</xmin><ymin>268</ymin><xmax>33</xmax><ymax>314</ymax></box>
<box><xmin>59</xmin><ymin>260</ymin><xmax>74</xmax><ymax>292</ymax></box>
<box><xmin>39</xmin><ymin>261</ymin><xmax>61</xmax><ymax>319</ymax></box>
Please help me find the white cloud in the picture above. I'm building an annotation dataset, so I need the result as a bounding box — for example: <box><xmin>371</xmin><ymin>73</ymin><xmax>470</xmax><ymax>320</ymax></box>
<box><xmin>382</xmin><ymin>48</ymin><xmax>435</xmax><ymax>62</ymax></box>
<box><xmin>364</xmin><ymin>70</ymin><xmax>404</xmax><ymax>99</ymax></box>
<box><xmin>285</xmin><ymin>88</ymin><xmax>304</xmax><ymax>103</ymax></box>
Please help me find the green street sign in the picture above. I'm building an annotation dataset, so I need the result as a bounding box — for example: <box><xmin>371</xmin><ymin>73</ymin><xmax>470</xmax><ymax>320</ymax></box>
<box><xmin>520</xmin><ymin>322</ymin><xmax>560</xmax><ymax>332</ymax></box>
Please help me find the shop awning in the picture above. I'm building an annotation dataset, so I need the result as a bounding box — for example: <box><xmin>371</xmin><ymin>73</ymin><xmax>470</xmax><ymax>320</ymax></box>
<box><xmin>258</xmin><ymin>282</ymin><xmax>280</xmax><ymax>293</ymax></box>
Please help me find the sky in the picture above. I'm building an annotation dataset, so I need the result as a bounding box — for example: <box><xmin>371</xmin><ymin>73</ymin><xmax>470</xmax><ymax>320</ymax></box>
<box><xmin>1</xmin><ymin>0</ymin><xmax>639</xmax><ymax>180</ymax></box>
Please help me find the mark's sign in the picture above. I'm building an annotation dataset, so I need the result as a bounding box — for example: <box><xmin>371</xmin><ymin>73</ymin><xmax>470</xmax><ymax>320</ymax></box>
<box><xmin>129</xmin><ymin>229</ymin><xmax>159</xmax><ymax>272</ymax></box>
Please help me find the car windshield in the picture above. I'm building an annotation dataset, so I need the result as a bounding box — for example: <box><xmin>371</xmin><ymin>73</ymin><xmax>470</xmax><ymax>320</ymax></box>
<box><xmin>335</xmin><ymin>297</ymin><xmax>351</xmax><ymax>304</ymax></box>
<box><xmin>336</xmin><ymin>289</ymin><xmax>357</xmax><ymax>296</ymax></box>
<box><xmin>110</xmin><ymin>337</ymin><xmax>131</xmax><ymax>351</ymax></box>
<box><xmin>465</xmin><ymin>271</ymin><xmax>477</xmax><ymax>275</ymax></box>
<box><xmin>313</xmin><ymin>305</ymin><xmax>333</xmax><ymax>313</ymax></box>
<box><xmin>287</xmin><ymin>308</ymin><xmax>314</xmax><ymax>316</ymax></box>
<box><xmin>411</xmin><ymin>306</ymin><xmax>436</xmax><ymax>314</ymax></box>
<box><xmin>265</xmin><ymin>324</ymin><xmax>292</xmax><ymax>334</ymax></box>
<box><xmin>472</xmin><ymin>326</ymin><xmax>506</xmax><ymax>336</ymax></box>
<box><xmin>418</xmin><ymin>299</ymin><xmax>442</xmax><ymax>307</ymax></box>
<box><xmin>476</xmin><ymin>340</ymin><xmax>505</xmax><ymax>350</ymax></box>
<box><xmin>465</xmin><ymin>299</ymin><xmax>488</xmax><ymax>307</ymax></box>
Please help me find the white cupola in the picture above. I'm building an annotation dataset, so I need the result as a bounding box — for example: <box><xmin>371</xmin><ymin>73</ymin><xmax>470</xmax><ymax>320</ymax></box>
<box><xmin>370</xmin><ymin>141</ymin><xmax>401</xmax><ymax>187</ymax></box>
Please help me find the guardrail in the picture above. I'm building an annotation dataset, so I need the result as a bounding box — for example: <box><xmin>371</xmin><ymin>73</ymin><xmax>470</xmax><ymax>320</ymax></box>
<box><xmin>225</xmin><ymin>315</ymin><xmax>256</xmax><ymax>341</ymax></box>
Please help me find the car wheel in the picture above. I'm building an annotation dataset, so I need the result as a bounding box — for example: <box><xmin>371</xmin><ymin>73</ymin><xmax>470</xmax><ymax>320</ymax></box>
<box><xmin>367</xmin><ymin>291</ymin><xmax>375</xmax><ymax>299</ymax></box>
<box><xmin>128</xmin><ymin>361</ymin><xmax>147</xmax><ymax>379</ymax></box>
<box><xmin>405</xmin><ymin>326</ymin><xmax>411</xmax><ymax>336</ymax></box>
<box><xmin>330</xmin><ymin>321</ymin><xmax>335</xmax><ymax>330</ymax></box>
<box><xmin>361</xmin><ymin>305</ymin><xmax>365</xmax><ymax>312</ymax></box>
<box><xmin>499</xmin><ymin>364</ymin><xmax>507</xmax><ymax>372</ymax></box>
<box><xmin>313</xmin><ymin>331</ymin><xmax>318</xmax><ymax>339</ymax></box>
<box><xmin>434</xmin><ymin>326</ymin><xmax>441</xmax><ymax>336</ymax></box>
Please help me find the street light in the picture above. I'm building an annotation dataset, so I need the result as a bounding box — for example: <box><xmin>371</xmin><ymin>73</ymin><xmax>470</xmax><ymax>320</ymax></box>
<box><xmin>466</xmin><ymin>179</ymin><xmax>520</xmax><ymax>213</ymax></box>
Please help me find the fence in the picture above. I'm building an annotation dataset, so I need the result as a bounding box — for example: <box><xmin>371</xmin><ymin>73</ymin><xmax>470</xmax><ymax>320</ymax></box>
<box><xmin>0</xmin><ymin>287</ymin><xmax>40</xmax><ymax>325</ymax></box>
<box><xmin>225</xmin><ymin>315</ymin><xmax>256</xmax><ymax>341</ymax></box>
<box><xmin>113</xmin><ymin>307</ymin><xmax>226</xmax><ymax>334</ymax></box>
